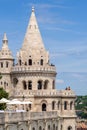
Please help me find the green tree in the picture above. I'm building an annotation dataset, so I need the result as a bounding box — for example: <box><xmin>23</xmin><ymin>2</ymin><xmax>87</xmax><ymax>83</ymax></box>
<box><xmin>0</xmin><ymin>88</ymin><xmax>9</xmax><ymax>110</ymax></box>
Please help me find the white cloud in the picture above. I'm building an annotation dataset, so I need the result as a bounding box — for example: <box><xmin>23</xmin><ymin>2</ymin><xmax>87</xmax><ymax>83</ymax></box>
<box><xmin>56</xmin><ymin>79</ymin><xmax>64</xmax><ymax>84</ymax></box>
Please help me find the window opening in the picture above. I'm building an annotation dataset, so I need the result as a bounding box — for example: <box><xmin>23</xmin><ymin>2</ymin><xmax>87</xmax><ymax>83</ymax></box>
<box><xmin>38</xmin><ymin>80</ymin><xmax>42</xmax><ymax>89</ymax></box>
<box><xmin>23</xmin><ymin>81</ymin><xmax>27</xmax><ymax>90</ymax></box>
<box><xmin>64</xmin><ymin>101</ymin><xmax>68</xmax><ymax>110</ymax></box>
<box><xmin>28</xmin><ymin>59</ymin><xmax>32</xmax><ymax>65</ymax></box>
<box><xmin>42</xmin><ymin>103</ymin><xmax>46</xmax><ymax>111</ymax></box>
<box><xmin>40</xmin><ymin>59</ymin><xmax>43</xmax><ymax>65</ymax></box>
<box><xmin>28</xmin><ymin>81</ymin><xmax>32</xmax><ymax>90</ymax></box>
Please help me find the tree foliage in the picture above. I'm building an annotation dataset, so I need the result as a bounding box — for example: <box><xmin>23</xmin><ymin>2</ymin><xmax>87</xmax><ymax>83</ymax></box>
<box><xmin>75</xmin><ymin>95</ymin><xmax>87</xmax><ymax>119</ymax></box>
<box><xmin>0</xmin><ymin>88</ymin><xmax>9</xmax><ymax>110</ymax></box>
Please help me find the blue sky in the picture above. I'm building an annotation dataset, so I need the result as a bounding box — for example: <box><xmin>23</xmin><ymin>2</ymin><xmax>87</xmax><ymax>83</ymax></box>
<box><xmin>0</xmin><ymin>0</ymin><xmax>87</xmax><ymax>95</ymax></box>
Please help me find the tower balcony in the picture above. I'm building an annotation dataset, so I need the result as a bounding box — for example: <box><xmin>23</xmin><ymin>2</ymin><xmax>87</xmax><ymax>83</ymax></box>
<box><xmin>11</xmin><ymin>65</ymin><xmax>56</xmax><ymax>74</ymax></box>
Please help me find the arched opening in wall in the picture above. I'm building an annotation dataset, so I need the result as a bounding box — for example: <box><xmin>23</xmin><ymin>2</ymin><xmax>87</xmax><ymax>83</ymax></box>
<box><xmin>42</xmin><ymin>103</ymin><xmax>46</xmax><ymax>111</ymax></box>
<box><xmin>70</xmin><ymin>101</ymin><xmax>73</xmax><ymax>110</ymax></box>
<box><xmin>23</xmin><ymin>81</ymin><xmax>27</xmax><ymax>90</ymax></box>
<box><xmin>53</xmin><ymin>124</ymin><xmax>55</xmax><ymax>130</ymax></box>
<box><xmin>37</xmin><ymin>80</ymin><xmax>42</xmax><ymax>89</ymax></box>
<box><xmin>40</xmin><ymin>59</ymin><xmax>43</xmax><ymax>65</ymax></box>
<box><xmin>64</xmin><ymin>101</ymin><xmax>68</xmax><ymax>110</ymax></box>
<box><xmin>13</xmin><ymin>78</ymin><xmax>18</xmax><ymax>88</ymax></box>
<box><xmin>52</xmin><ymin>101</ymin><xmax>55</xmax><ymax>110</ymax></box>
<box><xmin>19</xmin><ymin>59</ymin><xmax>22</xmax><ymax>66</ymax></box>
<box><xmin>28</xmin><ymin>81</ymin><xmax>32</xmax><ymax>90</ymax></box>
<box><xmin>39</xmin><ymin>126</ymin><xmax>42</xmax><ymax>130</ymax></box>
<box><xmin>44</xmin><ymin>80</ymin><xmax>49</xmax><ymax>89</ymax></box>
<box><xmin>67</xmin><ymin>126</ymin><xmax>72</xmax><ymax>130</ymax></box>
<box><xmin>6</xmin><ymin>62</ymin><xmax>9</xmax><ymax>68</ymax></box>
<box><xmin>29</xmin><ymin>104</ymin><xmax>31</xmax><ymax>110</ymax></box>
<box><xmin>56</xmin><ymin>126</ymin><xmax>58</xmax><ymax>130</ymax></box>
<box><xmin>52</xmin><ymin>80</ymin><xmax>55</xmax><ymax>89</ymax></box>
<box><xmin>58</xmin><ymin>101</ymin><xmax>60</xmax><ymax>110</ymax></box>
<box><xmin>32</xmin><ymin>127</ymin><xmax>35</xmax><ymax>130</ymax></box>
<box><xmin>28</xmin><ymin>59</ymin><xmax>32</xmax><ymax>65</ymax></box>
<box><xmin>1</xmin><ymin>62</ymin><xmax>3</xmax><ymax>68</ymax></box>
<box><xmin>48</xmin><ymin>125</ymin><xmax>50</xmax><ymax>130</ymax></box>
<box><xmin>61</xmin><ymin>125</ymin><xmax>63</xmax><ymax>130</ymax></box>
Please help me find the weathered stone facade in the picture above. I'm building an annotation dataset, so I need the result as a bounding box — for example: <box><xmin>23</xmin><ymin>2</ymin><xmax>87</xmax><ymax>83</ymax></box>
<box><xmin>0</xmin><ymin>7</ymin><xmax>77</xmax><ymax>130</ymax></box>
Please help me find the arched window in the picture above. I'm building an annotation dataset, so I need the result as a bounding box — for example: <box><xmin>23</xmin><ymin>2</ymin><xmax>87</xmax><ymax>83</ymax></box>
<box><xmin>44</xmin><ymin>80</ymin><xmax>49</xmax><ymax>89</ymax></box>
<box><xmin>29</xmin><ymin>104</ymin><xmax>31</xmax><ymax>110</ymax></box>
<box><xmin>32</xmin><ymin>127</ymin><xmax>35</xmax><ymax>130</ymax></box>
<box><xmin>58</xmin><ymin>101</ymin><xmax>60</xmax><ymax>110</ymax></box>
<box><xmin>53</xmin><ymin>124</ymin><xmax>55</xmax><ymax>130</ymax></box>
<box><xmin>67</xmin><ymin>126</ymin><xmax>72</xmax><ymax>130</ymax></box>
<box><xmin>52</xmin><ymin>101</ymin><xmax>55</xmax><ymax>110</ymax></box>
<box><xmin>28</xmin><ymin>59</ymin><xmax>32</xmax><ymax>65</ymax></box>
<box><xmin>64</xmin><ymin>101</ymin><xmax>68</xmax><ymax>110</ymax></box>
<box><xmin>37</xmin><ymin>80</ymin><xmax>42</xmax><ymax>89</ymax></box>
<box><xmin>19</xmin><ymin>59</ymin><xmax>22</xmax><ymax>66</ymax></box>
<box><xmin>13</xmin><ymin>78</ymin><xmax>18</xmax><ymax>88</ymax></box>
<box><xmin>56</xmin><ymin>126</ymin><xmax>58</xmax><ymax>130</ymax></box>
<box><xmin>1</xmin><ymin>62</ymin><xmax>3</xmax><ymax>68</ymax></box>
<box><xmin>48</xmin><ymin>125</ymin><xmax>50</xmax><ymax>130</ymax></box>
<box><xmin>52</xmin><ymin>80</ymin><xmax>55</xmax><ymax>89</ymax></box>
<box><xmin>42</xmin><ymin>103</ymin><xmax>46</xmax><ymax>111</ymax></box>
<box><xmin>28</xmin><ymin>81</ymin><xmax>32</xmax><ymax>90</ymax></box>
<box><xmin>70</xmin><ymin>101</ymin><xmax>73</xmax><ymax>110</ymax></box>
<box><xmin>39</xmin><ymin>126</ymin><xmax>42</xmax><ymax>130</ymax></box>
<box><xmin>40</xmin><ymin>59</ymin><xmax>43</xmax><ymax>65</ymax></box>
<box><xmin>6</xmin><ymin>62</ymin><xmax>9</xmax><ymax>68</ymax></box>
<box><xmin>23</xmin><ymin>81</ymin><xmax>27</xmax><ymax>90</ymax></box>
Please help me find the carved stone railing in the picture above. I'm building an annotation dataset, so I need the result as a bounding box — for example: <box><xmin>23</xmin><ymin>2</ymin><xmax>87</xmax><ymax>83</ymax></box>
<box><xmin>14</xmin><ymin>90</ymin><xmax>76</xmax><ymax>98</ymax></box>
<box><xmin>0</xmin><ymin>111</ymin><xmax>58</xmax><ymax>124</ymax></box>
<box><xmin>11</xmin><ymin>65</ymin><xmax>56</xmax><ymax>73</ymax></box>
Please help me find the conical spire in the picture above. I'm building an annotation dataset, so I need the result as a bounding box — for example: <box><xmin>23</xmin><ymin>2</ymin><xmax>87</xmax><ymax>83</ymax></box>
<box><xmin>2</xmin><ymin>33</ymin><xmax>9</xmax><ymax>50</ymax></box>
<box><xmin>22</xmin><ymin>7</ymin><xmax>45</xmax><ymax>50</ymax></box>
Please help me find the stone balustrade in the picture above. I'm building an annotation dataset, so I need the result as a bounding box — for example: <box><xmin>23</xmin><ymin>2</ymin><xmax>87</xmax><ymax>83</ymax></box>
<box><xmin>11</xmin><ymin>65</ymin><xmax>56</xmax><ymax>73</ymax></box>
<box><xmin>0</xmin><ymin>111</ymin><xmax>58</xmax><ymax>124</ymax></box>
<box><xmin>14</xmin><ymin>90</ymin><xmax>76</xmax><ymax>97</ymax></box>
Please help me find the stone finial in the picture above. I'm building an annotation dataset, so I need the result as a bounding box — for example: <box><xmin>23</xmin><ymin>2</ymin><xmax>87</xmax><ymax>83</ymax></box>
<box><xmin>32</xmin><ymin>6</ymin><xmax>34</xmax><ymax>12</ymax></box>
<box><xmin>3</xmin><ymin>33</ymin><xmax>8</xmax><ymax>41</ymax></box>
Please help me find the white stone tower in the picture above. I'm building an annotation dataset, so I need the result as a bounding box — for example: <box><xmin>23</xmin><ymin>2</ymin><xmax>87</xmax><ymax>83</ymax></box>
<box><xmin>11</xmin><ymin>7</ymin><xmax>56</xmax><ymax>103</ymax></box>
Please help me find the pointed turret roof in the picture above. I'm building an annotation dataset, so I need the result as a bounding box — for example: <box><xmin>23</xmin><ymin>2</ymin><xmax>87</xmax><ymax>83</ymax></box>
<box><xmin>0</xmin><ymin>33</ymin><xmax>13</xmax><ymax>59</ymax></box>
<box><xmin>22</xmin><ymin>7</ymin><xmax>45</xmax><ymax>51</ymax></box>
<box><xmin>2</xmin><ymin>33</ymin><xmax>9</xmax><ymax>50</ymax></box>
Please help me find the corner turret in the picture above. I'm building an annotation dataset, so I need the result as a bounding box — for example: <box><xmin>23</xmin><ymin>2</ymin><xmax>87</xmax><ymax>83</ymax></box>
<box><xmin>0</xmin><ymin>33</ymin><xmax>14</xmax><ymax>92</ymax></box>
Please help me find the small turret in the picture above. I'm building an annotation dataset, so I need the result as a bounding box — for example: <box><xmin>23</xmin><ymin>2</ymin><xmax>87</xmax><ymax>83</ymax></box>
<box><xmin>0</xmin><ymin>33</ymin><xmax>14</xmax><ymax>72</ymax></box>
<box><xmin>0</xmin><ymin>33</ymin><xmax>13</xmax><ymax>59</ymax></box>
<box><xmin>0</xmin><ymin>33</ymin><xmax>14</xmax><ymax>92</ymax></box>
